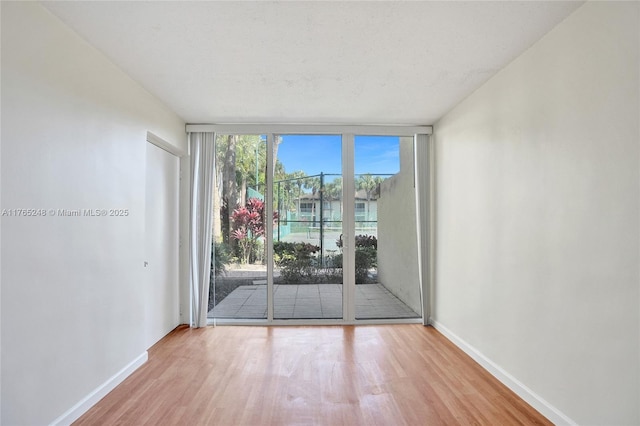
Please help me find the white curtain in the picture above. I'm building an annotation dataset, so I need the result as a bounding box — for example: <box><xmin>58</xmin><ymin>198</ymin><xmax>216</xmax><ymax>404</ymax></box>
<box><xmin>415</xmin><ymin>134</ymin><xmax>433</xmax><ymax>326</ymax></box>
<box><xmin>189</xmin><ymin>132</ymin><xmax>216</xmax><ymax>327</ymax></box>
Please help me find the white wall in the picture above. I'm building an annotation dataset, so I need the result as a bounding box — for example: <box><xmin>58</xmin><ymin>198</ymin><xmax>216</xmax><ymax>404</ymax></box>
<box><xmin>433</xmin><ymin>2</ymin><xmax>639</xmax><ymax>425</ymax></box>
<box><xmin>1</xmin><ymin>3</ymin><xmax>186</xmax><ymax>425</ymax></box>
<box><xmin>378</xmin><ymin>137</ymin><xmax>421</xmax><ymax>314</ymax></box>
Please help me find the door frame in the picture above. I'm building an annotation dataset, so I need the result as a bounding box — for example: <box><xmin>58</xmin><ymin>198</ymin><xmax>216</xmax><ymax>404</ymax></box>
<box><xmin>146</xmin><ymin>132</ymin><xmax>189</xmax><ymax>326</ymax></box>
<box><xmin>191</xmin><ymin>124</ymin><xmax>433</xmax><ymax>325</ymax></box>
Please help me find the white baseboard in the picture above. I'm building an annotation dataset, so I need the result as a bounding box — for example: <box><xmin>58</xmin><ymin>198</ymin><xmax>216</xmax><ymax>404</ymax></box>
<box><xmin>49</xmin><ymin>351</ymin><xmax>148</xmax><ymax>426</ymax></box>
<box><xmin>429</xmin><ymin>319</ymin><xmax>576</xmax><ymax>426</ymax></box>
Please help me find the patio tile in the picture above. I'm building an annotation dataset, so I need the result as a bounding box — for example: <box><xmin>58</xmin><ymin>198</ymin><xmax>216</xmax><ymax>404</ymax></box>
<box><xmin>320</xmin><ymin>295</ymin><xmax>342</xmax><ymax>301</ymax></box>
<box><xmin>209</xmin><ymin>283</ymin><xmax>420</xmax><ymax>320</ymax></box>
<box><xmin>294</xmin><ymin>299</ymin><xmax>321</xmax><ymax>305</ymax></box>
<box><xmin>295</xmin><ymin>290</ymin><xmax>320</xmax><ymax>295</ymax></box>
<box><xmin>293</xmin><ymin>312</ymin><xmax>324</xmax><ymax>319</ymax></box>
<box><xmin>225</xmin><ymin>292</ymin><xmax>253</xmax><ymax>299</ymax></box>
<box><xmin>318</xmin><ymin>284</ymin><xmax>342</xmax><ymax>293</ymax></box>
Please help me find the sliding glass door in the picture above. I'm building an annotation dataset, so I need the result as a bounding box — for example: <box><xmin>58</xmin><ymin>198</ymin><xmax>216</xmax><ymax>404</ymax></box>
<box><xmin>207</xmin><ymin>128</ymin><xmax>426</xmax><ymax>323</ymax></box>
<box><xmin>272</xmin><ymin>135</ymin><xmax>343</xmax><ymax>319</ymax></box>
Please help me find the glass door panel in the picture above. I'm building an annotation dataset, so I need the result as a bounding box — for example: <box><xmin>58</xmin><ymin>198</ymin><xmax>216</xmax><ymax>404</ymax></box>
<box><xmin>209</xmin><ymin>134</ymin><xmax>267</xmax><ymax>319</ymax></box>
<box><xmin>354</xmin><ymin>136</ymin><xmax>422</xmax><ymax>319</ymax></box>
<box><xmin>273</xmin><ymin>135</ymin><xmax>343</xmax><ymax>319</ymax></box>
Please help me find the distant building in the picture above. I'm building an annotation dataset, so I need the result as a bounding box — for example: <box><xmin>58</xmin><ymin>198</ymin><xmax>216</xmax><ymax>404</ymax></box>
<box><xmin>296</xmin><ymin>188</ymin><xmax>379</xmax><ymax>225</ymax></box>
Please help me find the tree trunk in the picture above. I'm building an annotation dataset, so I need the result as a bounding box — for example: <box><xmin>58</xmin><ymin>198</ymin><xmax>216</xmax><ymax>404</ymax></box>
<box><xmin>222</xmin><ymin>135</ymin><xmax>238</xmax><ymax>245</ymax></box>
<box><xmin>273</xmin><ymin>135</ymin><xmax>282</xmax><ymax>164</ymax></box>
<box><xmin>240</xmin><ymin>177</ymin><xmax>247</xmax><ymax>207</ymax></box>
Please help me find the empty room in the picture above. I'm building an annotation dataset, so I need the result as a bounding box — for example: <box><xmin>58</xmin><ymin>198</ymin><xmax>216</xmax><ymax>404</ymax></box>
<box><xmin>1</xmin><ymin>1</ymin><xmax>638</xmax><ymax>425</ymax></box>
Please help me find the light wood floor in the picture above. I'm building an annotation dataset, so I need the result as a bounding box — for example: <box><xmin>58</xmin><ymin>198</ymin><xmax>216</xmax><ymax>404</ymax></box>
<box><xmin>74</xmin><ymin>324</ymin><xmax>551</xmax><ymax>426</ymax></box>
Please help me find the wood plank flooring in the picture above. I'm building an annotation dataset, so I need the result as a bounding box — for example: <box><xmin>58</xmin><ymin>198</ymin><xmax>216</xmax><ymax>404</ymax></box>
<box><xmin>73</xmin><ymin>324</ymin><xmax>552</xmax><ymax>426</ymax></box>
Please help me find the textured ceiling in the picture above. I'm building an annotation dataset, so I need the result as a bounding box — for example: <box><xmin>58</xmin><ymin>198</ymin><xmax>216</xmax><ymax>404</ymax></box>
<box><xmin>42</xmin><ymin>1</ymin><xmax>583</xmax><ymax>125</ymax></box>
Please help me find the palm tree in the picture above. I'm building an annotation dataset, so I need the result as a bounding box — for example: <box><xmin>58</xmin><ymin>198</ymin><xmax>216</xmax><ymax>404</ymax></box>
<box><xmin>288</xmin><ymin>171</ymin><xmax>307</xmax><ymax>218</ymax></box>
<box><xmin>234</xmin><ymin>134</ymin><xmax>265</xmax><ymax>204</ymax></box>
<box><xmin>323</xmin><ymin>177</ymin><xmax>342</xmax><ymax>221</ymax></box>
<box><xmin>303</xmin><ymin>176</ymin><xmax>321</xmax><ymax>225</ymax></box>
<box><xmin>357</xmin><ymin>174</ymin><xmax>377</xmax><ymax>221</ymax></box>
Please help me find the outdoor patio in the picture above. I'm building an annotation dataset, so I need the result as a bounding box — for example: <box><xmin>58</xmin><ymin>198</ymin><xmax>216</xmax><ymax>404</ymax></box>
<box><xmin>208</xmin><ymin>283</ymin><xmax>420</xmax><ymax>319</ymax></box>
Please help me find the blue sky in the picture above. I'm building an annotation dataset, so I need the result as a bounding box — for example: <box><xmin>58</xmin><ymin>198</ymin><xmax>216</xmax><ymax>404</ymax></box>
<box><xmin>277</xmin><ymin>135</ymin><xmax>400</xmax><ymax>176</ymax></box>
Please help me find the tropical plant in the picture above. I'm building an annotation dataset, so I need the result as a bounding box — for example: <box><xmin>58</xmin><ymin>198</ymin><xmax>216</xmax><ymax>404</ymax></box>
<box><xmin>357</xmin><ymin>174</ymin><xmax>385</xmax><ymax>220</ymax></box>
<box><xmin>214</xmin><ymin>134</ymin><xmax>278</xmax><ymax>245</ymax></box>
<box><xmin>231</xmin><ymin>198</ymin><xmax>278</xmax><ymax>263</ymax></box>
<box><xmin>285</xmin><ymin>170</ymin><xmax>307</xmax><ymax>217</ymax></box>
<box><xmin>288</xmin><ymin>170</ymin><xmax>307</xmax><ymax>217</ymax></box>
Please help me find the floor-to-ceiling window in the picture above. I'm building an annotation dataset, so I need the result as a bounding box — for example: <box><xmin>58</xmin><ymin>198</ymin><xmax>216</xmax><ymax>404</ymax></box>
<box><xmin>206</xmin><ymin>126</ymin><xmax>429</xmax><ymax>324</ymax></box>
<box><xmin>209</xmin><ymin>134</ymin><xmax>267</xmax><ymax>319</ymax></box>
<box><xmin>354</xmin><ymin>136</ymin><xmax>421</xmax><ymax>319</ymax></box>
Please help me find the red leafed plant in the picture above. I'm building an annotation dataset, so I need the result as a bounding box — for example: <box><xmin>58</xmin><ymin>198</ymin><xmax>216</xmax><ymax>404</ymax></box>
<box><xmin>231</xmin><ymin>198</ymin><xmax>278</xmax><ymax>263</ymax></box>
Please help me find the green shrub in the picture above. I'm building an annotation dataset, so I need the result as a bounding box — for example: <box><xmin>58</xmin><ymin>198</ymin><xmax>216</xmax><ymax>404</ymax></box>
<box><xmin>273</xmin><ymin>239</ymin><xmax>376</xmax><ymax>284</ymax></box>
<box><xmin>336</xmin><ymin>234</ymin><xmax>377</xmax><ymax>250</ymax></box>
<box><xmin>355</xmin><ymin>247</ymin><xmax>377</xmax><ymax>283</ymax></box>
<box><xmin>212</xmin><ymin>241</ymin><xmax>231</xmax><ymax>276</ymax></box>
<box><xmin>274</xmin><ymin>242</ymin><xmax>320</xmax><ymax>282</ymax></box>
<box><xmin>326</xmin><ymin>247</ymin><xmax>376</xmax><ymax>283</ymax></box>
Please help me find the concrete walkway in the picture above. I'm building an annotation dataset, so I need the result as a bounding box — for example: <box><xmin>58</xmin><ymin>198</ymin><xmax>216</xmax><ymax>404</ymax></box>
<box><xmin>209</xmin><ymin>283</ymin><xmax>420</xmax><ymax>320</ymax></box>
